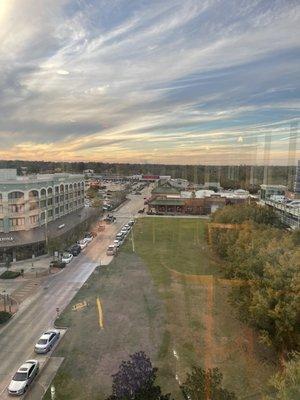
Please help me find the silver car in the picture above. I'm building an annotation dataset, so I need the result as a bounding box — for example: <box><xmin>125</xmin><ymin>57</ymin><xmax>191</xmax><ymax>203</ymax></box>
<box><xmin>34</xmin><ymin>330</ymin><xmax>60</xmax><ymax>354</ymax></box>
<box><xmin>8</xmin><ymin>360</ymin><xmax>39</xmax><ymax>396</ymax></box>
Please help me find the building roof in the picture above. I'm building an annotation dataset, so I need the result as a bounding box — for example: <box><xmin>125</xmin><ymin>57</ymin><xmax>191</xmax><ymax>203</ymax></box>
<box><xmin>149</xmin><ymin>199</ymin><xmax>185</xmax><ymax>206</ymax></box>
<box><xmin>152</xmin><ymin>183</ymin><xmax>180</xmax><ymax>195</ymax></box>
<box><xmin>0</xmin><ymin>169</ymin><xmax>84</xmax><ymax>185</ymax></box>
<box><xmin>260</xmin><ymin>184</ymin><xmax>287</xmax><ymax>190</ymax></box>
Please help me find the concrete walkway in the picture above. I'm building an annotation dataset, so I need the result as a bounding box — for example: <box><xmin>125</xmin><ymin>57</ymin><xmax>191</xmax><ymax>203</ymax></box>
<box><xmin>4</xmin><ymin>256</ymin><xmax>52</xmax><ymax>277</ymax></box>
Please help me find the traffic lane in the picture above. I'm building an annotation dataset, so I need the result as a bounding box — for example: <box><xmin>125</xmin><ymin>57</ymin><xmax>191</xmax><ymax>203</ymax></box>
<box><xmin>0</xmin><ymin>264</ymin><xmax>97</xmax><ymax>397</ymax></box>
<box><xmin>0</xmin><ymin>330</ymin><xmax>66</xmax><ymax>400</ymax></box>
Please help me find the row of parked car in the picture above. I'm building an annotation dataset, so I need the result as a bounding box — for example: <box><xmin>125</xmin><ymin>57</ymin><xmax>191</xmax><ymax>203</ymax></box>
<box><xmin>106</xmin><ymin>220</ymin><xmax>135</xmax><ymax>255</ymax></box>
<box><xmin>50</xmin><ymin>232</ymin><xmax>95</xmax><ymax>268</ymax></box>
<box><xmin>7</xmin><ymin>329</ymin><xmax>61</xmax><ymax>395</ymax></box>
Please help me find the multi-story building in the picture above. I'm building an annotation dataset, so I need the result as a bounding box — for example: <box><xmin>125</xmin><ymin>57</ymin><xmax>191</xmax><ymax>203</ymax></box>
<box><xmin>0</xmin><ymin>169</ymin><xmax>85</xmax><ymax>233</ymax></box>
<box><xmin>295</xmin><ymin>160</ymin><xmax>300</xmax><ymax>198</ymax></box>
<box><xmin>0</xmin><ymin>169</ymin><xmax>88</xmax><ymax>263</ymax></box>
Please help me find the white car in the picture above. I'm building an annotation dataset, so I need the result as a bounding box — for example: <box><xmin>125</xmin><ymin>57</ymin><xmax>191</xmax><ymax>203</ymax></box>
<box><xmin>34</xmin><ymin>330</ymin><xmax>60</xmax><ymax>354</ymax></box>
<box><xmin>8</xmin><ymin>360</ymin><xmax>39</xmax><ymax>396</ymax></box>
<box><xmin>116</xmin><ymin>233</ymin><xmax>124</xmax><ymax>242</ymax></box>
<box><xmin>124</xmin><ymin>224</ymin><xmax>131</xmax><ymax>232</ymax></box>
<box><xmin>78</xmin><ymin>239</ymin><xmax>88</xmax><ymax>250</ymax></box>
<box><xmin>84</xmin><ymin>235</ymin><xmax>93</xmax><ymax>243</ymax></box>
<box><xmin>121</xmin><ymin>228</ymin><xmax>128</xmax><ymax>236</ymax></box>
<box><xmin>61</xmin><ymin>253</ymin><xmax>73</xmax><ymax>263</ymax></box>
<box><xmin>106</xmin><ymin>245</ymin><xmax>116</xmax><ymax>256</ymax></box>
<box><xmin>114</xmin><ymin>240</ymin><xmax>121</xmax><ymax>249</ymax></box>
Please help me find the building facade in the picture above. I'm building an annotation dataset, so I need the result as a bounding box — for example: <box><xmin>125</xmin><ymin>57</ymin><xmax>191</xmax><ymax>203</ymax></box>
<box><xmin>260</xmin><ymin>184</ymin><xmax>287</xmax><ymax>200</ymax></box>
<box><xmin>295</xmin><ymin>160</ymin><xmax>300</xmax><ymax>198</ymax></box>
<box><xmin>0</xmin><ymin>169</ymin><xmax>85</xmax><ymax>234</ymax></box>
<box><xmin>0</xmin><ymin>169</ymin><xmax>88</xmax><ymax>263</ymax></box>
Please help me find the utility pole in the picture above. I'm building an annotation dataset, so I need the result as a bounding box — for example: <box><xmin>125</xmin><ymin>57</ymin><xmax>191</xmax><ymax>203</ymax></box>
<box><xmin>131</xmin><ymin>217</ymin><xmax>135</xmax><ymax>252</ymax></box>
<box><xmin>3</xmin><ymin>290</ymin><xmax>6</xmax><ymax>312</ymax></box>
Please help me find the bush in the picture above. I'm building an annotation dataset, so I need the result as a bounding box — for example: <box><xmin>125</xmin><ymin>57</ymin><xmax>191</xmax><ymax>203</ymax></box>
<box><xmin>50</xmin><ymin>260</ymin><xmax>66</xmax><ymax>269</ymax></box>
<box><xmin>0</xmin><ymin>270</ymin><xmax>21</xmax><ymax>279</ymax></box>
<box><xmin>0</xmin><ymin>311</ymin><xmax>12</xmax><ymax>324</ymax></box>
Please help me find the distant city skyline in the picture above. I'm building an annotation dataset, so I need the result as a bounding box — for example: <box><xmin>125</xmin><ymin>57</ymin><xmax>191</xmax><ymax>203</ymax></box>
<box><xmin>0</xmin><ymin>0</ymin><xmax>299</xmax><ymax>165</ymax></box>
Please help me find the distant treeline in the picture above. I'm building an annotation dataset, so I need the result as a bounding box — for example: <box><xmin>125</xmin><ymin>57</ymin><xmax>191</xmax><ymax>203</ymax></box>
<box><xmin>0</xmin><ymin>160</ymin><xmax>296</xmax><ymax>190</ymax></box>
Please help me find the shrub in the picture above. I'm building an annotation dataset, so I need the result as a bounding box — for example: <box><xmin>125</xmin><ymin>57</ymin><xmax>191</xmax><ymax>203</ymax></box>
<box><xmin>0</xmin><ymin>270</ymin><xmax>21</xmax><ymax>279</ymax></box>
<box><xmin>0</xmin><ymin>311</ymin><xmax>12</xmax><ymax>324</ymax></box>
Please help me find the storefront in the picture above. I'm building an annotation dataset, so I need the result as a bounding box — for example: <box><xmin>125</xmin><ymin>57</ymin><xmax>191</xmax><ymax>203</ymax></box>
<box><xmin>0</xmin><ymin>207</ymin><xmax>98</xmax><ymax>265</ymax></box>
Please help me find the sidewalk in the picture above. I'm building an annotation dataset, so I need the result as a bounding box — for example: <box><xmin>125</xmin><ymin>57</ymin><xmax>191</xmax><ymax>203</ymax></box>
<box><xmin>0</xmin><ymin>256</ymin><xmax>52</xmax><ymax>279</ymax></box>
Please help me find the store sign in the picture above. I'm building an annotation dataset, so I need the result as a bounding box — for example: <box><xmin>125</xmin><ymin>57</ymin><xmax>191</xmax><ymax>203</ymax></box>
<box><xmin>0</xmin><ymin>237</ymin><xmax>14</xmax><ymax>242</ymax></box>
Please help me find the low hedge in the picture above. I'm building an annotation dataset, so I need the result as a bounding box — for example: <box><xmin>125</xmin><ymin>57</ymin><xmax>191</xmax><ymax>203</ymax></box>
<box><xmin>0</xmin><ymin>311</ymin><xmax>12</xmax><ymax>324</ymax></box>
<box><xmin>0</xmin><ymin>270</ymin><xmax>21</xmax><ymax>279</ymax></box>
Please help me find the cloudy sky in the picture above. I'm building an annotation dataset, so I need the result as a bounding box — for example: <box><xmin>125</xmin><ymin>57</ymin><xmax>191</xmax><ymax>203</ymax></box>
<box><xmin>0</xmin><ymin>0</ymin><xmax>299</xmax><ymax>165</ymax></box>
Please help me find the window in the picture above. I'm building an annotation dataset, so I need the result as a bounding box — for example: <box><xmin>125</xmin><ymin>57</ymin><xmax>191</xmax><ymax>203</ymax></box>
<box><xmin>10</xmin><ymin>218</ymin><xmax>25</xmax><ymax>226</ymax></box>
<box><xmin>0</xmin><ymin>219</ymin><xmax>3</xmax><ymax>228</ymax></box>
<box><xmin>47</xmin><ymin>209</ymin><xmax>53</xmax><ymax>218</ymax></box>
<box><xmin>29</xmin><ymin>215</ymin><xmax>39</xmax><ymax>224</ymax></box>
<box><xmin>47</xmin><ymin>198</ymin><xmax>53</xmax><ymax>206</ymax></box>
<box><xmin>29</xmin><ymin>190</ymin><xmax>39</xmax><ymax>199</ymax></box>
<box><xmin>9</xmin><ymin>204</ymin><xmax>25</xmax><ymax>213</ymax></box>
<box><xmin>60</xmin><ymin>205</ymin><xmax>64</xmax><ymax>213</ymax></box>
<box><xmin>8</xmin><ymin>191</ymin><xmax>24</xmax><ymax>200</ymax></box>
<box><xmin>55</xmin><ymin>207</ymin><xmax>59</xmax><ymax>215</ymax></box>
<box><xmin>29</xmin><ymin>202</ymin><xmax>38</xmax><ymax>211</ymax></box>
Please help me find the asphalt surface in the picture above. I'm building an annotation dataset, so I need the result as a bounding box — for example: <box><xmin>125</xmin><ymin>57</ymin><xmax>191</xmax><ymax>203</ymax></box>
<box><xmin>0</xmin><ymin>189</ymin><xmax>150</xmax><ymax>399</ymax></box>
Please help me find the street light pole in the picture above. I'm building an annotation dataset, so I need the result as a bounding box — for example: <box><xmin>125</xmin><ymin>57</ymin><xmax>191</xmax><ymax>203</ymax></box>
<box><xmin>131</xmin><ymin>216</ymin><xmax>135</xmax><ymax>253</ymax></box>
<box><xmin>3</xmin><ymin>290</ymin><xmax>6</xmax><ymax>312</ymax></box>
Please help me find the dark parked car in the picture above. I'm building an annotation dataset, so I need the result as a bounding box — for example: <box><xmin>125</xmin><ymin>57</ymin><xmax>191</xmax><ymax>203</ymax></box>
<box><xmin>104</xmin><ymin>215</ymin><xmax>116</xmax><ymax>223</ymax></box>
<box><xmin>50</xmin><ymin>260</ymin><xmax>66</xmax><ymax>269</ymax></box>
<box><xmin>138</xmin><ymin>208</ymin><xmax>145</xmax><ymax>214</ymax></box>
<box><xmin>69</xmin><ymin>244</ymin><xmax>81</xmax><ymax>256</ymax></box>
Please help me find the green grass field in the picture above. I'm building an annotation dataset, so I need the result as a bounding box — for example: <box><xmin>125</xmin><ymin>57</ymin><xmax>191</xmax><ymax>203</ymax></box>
<box><xmin>44</xmin><ymin>217</ymin><xmax>277</xmax><ymax>400</ymax></box>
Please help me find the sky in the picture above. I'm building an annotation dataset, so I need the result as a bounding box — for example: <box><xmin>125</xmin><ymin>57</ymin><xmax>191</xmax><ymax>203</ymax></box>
<box><xmin>0</xmin><ymin>0</ymin><xmax>299</xmax><ymax>165</ymax></box>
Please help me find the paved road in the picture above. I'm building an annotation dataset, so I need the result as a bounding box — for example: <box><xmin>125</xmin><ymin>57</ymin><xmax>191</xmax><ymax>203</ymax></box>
<box><xmin>0</xmin><ymin>189</ymin><xmax>150</xmax><ymax>398</ymax></box>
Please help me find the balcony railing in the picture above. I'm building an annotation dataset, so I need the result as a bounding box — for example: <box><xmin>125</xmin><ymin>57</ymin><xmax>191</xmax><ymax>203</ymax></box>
<box><xmin>8</xmin><ymin>198</ymin><xmax>25</xmax><ymax>204</ymax></box>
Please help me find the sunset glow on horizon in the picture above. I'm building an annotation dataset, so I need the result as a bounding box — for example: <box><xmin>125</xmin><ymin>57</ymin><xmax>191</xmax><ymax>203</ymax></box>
<box><xmin>0</xmin><ymin>0</ymin><xmax>299</xmax><ymax>165</ymax></box>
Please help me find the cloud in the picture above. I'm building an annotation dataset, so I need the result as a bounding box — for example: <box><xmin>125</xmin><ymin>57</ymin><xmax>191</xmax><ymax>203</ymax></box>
<box><xmin>0</xmin><ymin>0</ymin><xmax>299</xmax><ymax>164</ymax></box>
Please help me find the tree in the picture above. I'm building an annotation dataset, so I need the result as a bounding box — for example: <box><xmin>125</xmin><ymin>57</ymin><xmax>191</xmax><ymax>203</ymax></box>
<box><xmin>248</xmin><ymin>250</ymin><xmax>300</xmax><ymax>356</ymax></box>
<box><xmin>264</xmin><ymin>353</ymin><xmax>300</xmax><ymax>400</ymax></box>
<box><xmin>180</xmin><ymin>366</ymin><xmax>237</xmax><ymax>400</ymax></box>
<box><xmin>212</xmin><ymin>204</ymin><xmax>283</xmax><ymax>228</ymax></box>
<box><xmin>106</xmin><ymin>351</ymin><xmax>173</xmax><ymax>400</ymax></box>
